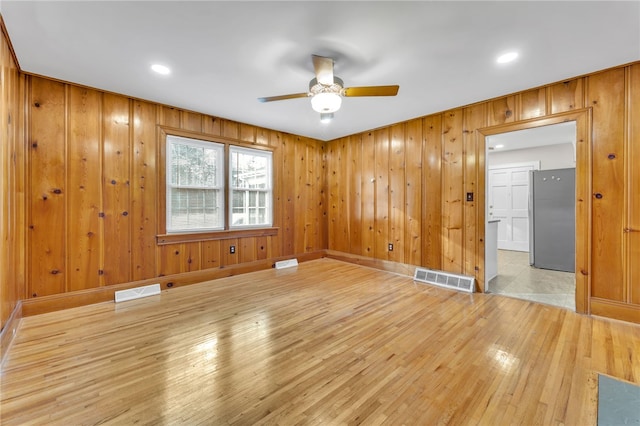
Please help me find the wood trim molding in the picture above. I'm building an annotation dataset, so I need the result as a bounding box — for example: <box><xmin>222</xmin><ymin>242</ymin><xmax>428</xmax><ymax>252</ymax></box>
<box><xmin>324</xmin><ymin>250</ymin><xmax>418</xmax><ymax>279</ymax></box>
<box><xmin>157</xmin><ymin>227</ymin><xmax>279</xmax><ymax>245</ymax></box>
<box><xmin>590</xmin><ymin>297</ymin><xmax>640</xmax><ymax>324</ymax></box>
<box><xmin>476</xmin><ymin>109</ymin><xmax>592</xmax><ymax>314</ymax></box>
<box><xmin>21</xmin><ymin>251</ymin><xmax>326</xmax><ymax>317</ymax></box>
<box><xmin>0</xmin><ymin>301</ymin><xmax>22</xmax><ymax>367</ymax></box>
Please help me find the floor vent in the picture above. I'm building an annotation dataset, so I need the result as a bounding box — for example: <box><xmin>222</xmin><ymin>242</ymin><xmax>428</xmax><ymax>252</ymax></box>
<box><xmin>275</xmin><ymin>258</ymin><xmax>298</xmax><ymax>270</ymax></box>
<box><xmin>115</xmin><ymin>283</ymin><xmax>161</xmax><ymax>303</ymax></box>
<box><xmin>413</xmin><ymin>268</ymin><xmax>475</xmax><ymax>293</ymax></box>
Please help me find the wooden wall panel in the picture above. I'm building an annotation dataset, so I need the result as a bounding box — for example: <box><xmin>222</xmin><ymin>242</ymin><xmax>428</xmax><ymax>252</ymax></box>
<box><xmin>488</xmin><ymin>96</ymin><xmax>516</xmax><ymax>126</ymax></box>
<box><xmin>389</xmin><ymin>124</ymin><xmax>405</xmax><ymax>264</ymax></box>
<box><xmin>422</xmin><ymin>115</ymin><xmax>442</xmax><ymax>270</ymax></box>
<box><xmin>66</xmin><ymin>86</ymin><xmax>102</xmax><ymax>291</ymax></box>
<box><xmin>374</xmin><ymin>128</ymin><xmax>390</xmax><ymax>260</ymax></box>
<box><xmin>628</xmin><ymin>64</ymin><xmax>640</xmax><ymax>306</ymax></box>
<box><xmin>519</xmin><ymin>88</ymin><xmax>546</xmax><ymax>120</ymax></box>
<box><xmin>328</xmin><ymin>138</ymin><xmax>347</xmax><ymax>252</ymax></box>
<box><xmin>0</xmin><ymin>27</ymin><xmax>24</xmax><ymax>330</ymax></box>
<box><xmin>463</xmin><ymin>104</ymin><xmax>485</xmax><ymax>278</ymax></box>
<box><xmin>587</xmin><ymin>68</ymin><xmax>626</xmax><ymax>301</ymax></box>
<box><xmin>131</xmin><ymin>100</ymin><xmax>158</xmax><ymax>281</ymax></box>
<box><xmin>102</xmin><ymin>94</ymin><xmax>132</xmax><ymax>286</ymax></box>
<box><xmin>361</xmin><ymin>132</ymin><xmax>375</xmax><ymax>257</ymax></box>
<box><xmin>28</xmin><ymin>78</ymin><xmax>67</xmax><ymax>297</ymax></box>
<box><xmin>404</xmin><ymin>119</ymin><xmax>422</xmax><ymax>266</ymax></box>
<box><xmin>323</xmin><ymin>62</ymin><xmax>638</xmax><ymax>323</ymax></box>
<box><xmin>19</xmin><ymin>76</ymin><xmax>326</xmax><ymax>303</ymax></box>
<box><xmin>550</xmin><ymin>79</ymin><xmax>584</xmax><ymax>114</ymax></box>
<box><xmin>442</xmin><ymin>110</ymin><xmax>464</xmax><ymax>273</ymax></box>
<box><xmin>348</xmin><ymin>135</ymin><xmax>363</xmax><ymax>256</ymax></box>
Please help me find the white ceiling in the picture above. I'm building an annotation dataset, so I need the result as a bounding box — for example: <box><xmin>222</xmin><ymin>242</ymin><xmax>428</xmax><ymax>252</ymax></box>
<box><xmin>2</xmin><ymin>1</ymin><xmax>639</xmax><ymax>141</ymax></box>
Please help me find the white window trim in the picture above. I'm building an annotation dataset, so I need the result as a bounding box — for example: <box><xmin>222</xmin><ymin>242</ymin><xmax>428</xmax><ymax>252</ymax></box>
<box><xmin>229</xmin><ymin>146</ymin><xmax>273</xmax><ymax>229</ymax></box>
<box><xmin>166</xmin><ymin>135</ymin><xmax>225</xmax><ymax>233</ymax></box>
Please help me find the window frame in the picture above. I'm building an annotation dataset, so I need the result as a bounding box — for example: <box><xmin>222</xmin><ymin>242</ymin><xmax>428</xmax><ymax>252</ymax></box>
<box><xmin>229</xmin><ymin>146</ymin><xmax>273</xmax><ymax>229</ymax></box>
<box><xmin>157</xmin><ymin>127</ymin><xmax>278</xmax><ymax>245</ymax></box>
<box><xmin>165</xmin><ymin>135</ymin><xmax>225</xmax><ymax>233</ymax></box>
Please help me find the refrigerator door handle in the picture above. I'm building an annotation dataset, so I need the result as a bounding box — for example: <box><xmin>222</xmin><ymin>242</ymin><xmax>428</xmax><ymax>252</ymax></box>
<box><xmin>529</xmin><ymin>170</ymin><xmax>535</xmax><ymax>266</ymax></box>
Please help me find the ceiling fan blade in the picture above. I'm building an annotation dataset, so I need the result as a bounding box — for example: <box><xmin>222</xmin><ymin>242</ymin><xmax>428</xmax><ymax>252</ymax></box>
<box><xmin>312</xmin><ymin>55</ymin><xmax>334</xmax><ymax>85</ymax></box>
<box><xmin>343</xmin><ymin>85</ymin><xmax>399</xmax><ymax>97</ymax></box>
<box><xmin>258</xmin><ymin>92</ymin><xmax>309</xmax><ymax>103</ymax></box>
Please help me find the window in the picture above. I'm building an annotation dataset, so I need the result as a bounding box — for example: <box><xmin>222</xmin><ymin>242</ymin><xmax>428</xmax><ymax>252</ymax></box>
<box><xmin>164</xmin><ymin>133</ymin><xmax>273</xmax><ymax>235</ymax></box>
<box><xmin>166</xmin><ymin>136</ymin><xmax>224</xmax><ymax>232</ymax></box>
<box><xmin>229</xmin><ymin>146</ymin><xmax>273</xmax><ymax>228</ymax></box>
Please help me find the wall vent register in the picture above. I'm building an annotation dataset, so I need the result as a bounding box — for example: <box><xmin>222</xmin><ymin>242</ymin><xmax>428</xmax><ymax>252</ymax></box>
<box><xmin>413</xmin><ymin>268</ymin><xmax>475</xmax><ymax>293</ymax></box>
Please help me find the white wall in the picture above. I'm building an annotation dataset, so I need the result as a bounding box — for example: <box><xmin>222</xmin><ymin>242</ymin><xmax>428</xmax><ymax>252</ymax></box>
<box><xmin>488</xmin><ymin>143</ymin><xmax>575</xmax><ymax>170</ymax></box>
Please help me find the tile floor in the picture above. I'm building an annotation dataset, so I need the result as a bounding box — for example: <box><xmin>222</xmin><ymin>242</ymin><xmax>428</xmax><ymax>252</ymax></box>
<box><xmin>488</xmin><ymin>249</ymin><xmax>575</xmax><ymax>311</ymax></box>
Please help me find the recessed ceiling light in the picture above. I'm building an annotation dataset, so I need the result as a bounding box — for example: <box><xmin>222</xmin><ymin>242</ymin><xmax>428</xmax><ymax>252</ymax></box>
<box><xmin>496</xmin><ymin>52</ymin><xmax>518</xmax><ymax>64</ymax></box>
<box><xmin>151</xmin><ymin>64</ymin><xmax>171</xmax><ymax>75</ymax></box>
<box><xmin>495</xmin><ymin>144</ymin><xmax>505</xmax><ymax>149</ymax></box>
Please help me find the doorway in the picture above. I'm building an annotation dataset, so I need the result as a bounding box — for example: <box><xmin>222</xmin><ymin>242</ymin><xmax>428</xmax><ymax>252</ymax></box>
<box><xmin>484</xmin><ymin>121</ymin><xmax>577</xmax><ymax>310</ymax></box>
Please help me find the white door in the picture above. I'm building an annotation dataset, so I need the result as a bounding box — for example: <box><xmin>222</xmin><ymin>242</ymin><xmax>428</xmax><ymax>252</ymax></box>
<box><xmin>488</xmin><ymin>163</ymin><xmax>538</xmax><ymax>252</ymax></box>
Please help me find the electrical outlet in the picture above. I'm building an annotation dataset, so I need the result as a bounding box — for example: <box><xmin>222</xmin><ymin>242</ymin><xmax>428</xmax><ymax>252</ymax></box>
<box><xmin>388</xmin><ymin>243</ymin><xmax>393</xmax><ymax>252</ymax></box>
<box><xmin>230</xmin><ymin>245</ymin><xmax>235</xmax><ymax>254</ymax></box>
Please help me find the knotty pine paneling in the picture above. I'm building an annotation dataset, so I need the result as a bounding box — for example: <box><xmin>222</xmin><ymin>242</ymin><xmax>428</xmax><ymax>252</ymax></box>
<box><xmin>22</xmin><ymin>75</ymin><xmax>326</xmax><ymax>301</ymax></box>
<box><xmin>67</xmin><ymin>86</ymin><xmax>102</xmax><ymax>291</ymax></box>
<box><xmin>404</xmin><ymin>119</ymin><xmax>422</xmax><ymax>266</ymax></box>
<box><xmin>0</xmin><ymin>25</ymin><xmax>24</xmax><ymax>330</ymax></box>
<box><xmin>361</xmin><ymin>131</ymin><xmax>376</xmax><ymax>257</ymax></box>
<box><xmin>102</xmin><ymin>93</ymin><xmax>132</xmax><ymax>286</ymax></box>
<box><xmin>550</xmin><ymin>79</ymin><xmax>585</xmax><ymax>114</ymax></box>
<box><xmin>374</xmin><ymin>128</ymin><xmax>390</xmax><ymax>260</ymax></box>
<box><xmin>324</xmin><ymin>62</ymin><xmax>639</xmax><ymax>323</ymax></box>
<box><xmin>587</xmin><ymin>68</ymin><xmax>626</xmax><ymax>302</ymax></box>
<box><xmin>463</xmin><ymin>104</ymin><xmax>486</xmax><ymax>279</ymax></box>
<box><xmin>29</xmin><ymin>78</ymin><xmax>66</xmax><ymax>297</ymax></box>
<box><xmin>422</xmin><ymin>115</ymin><xmax>442</xmax><ymax>270</ymax></box>
<box><xmin>629</xmin><ymin>63</ymin><xmax>640</xmax><ymax>306</ymax></box>
<box><xmin>442</xmin><ymin>109</ymin><xmax>464</xmax><ymax>273</ymax></box>
<box><xmin>389</xmin><ymin>124</ymin><xmax>406</xmax><ymax>264</ymax></box>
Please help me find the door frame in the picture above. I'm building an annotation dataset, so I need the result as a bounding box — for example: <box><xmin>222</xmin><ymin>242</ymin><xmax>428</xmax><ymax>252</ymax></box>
<box><xmin>477</xmin><ymin>109</ymin><xmax>592</xmax><ymax>314</ymax></box>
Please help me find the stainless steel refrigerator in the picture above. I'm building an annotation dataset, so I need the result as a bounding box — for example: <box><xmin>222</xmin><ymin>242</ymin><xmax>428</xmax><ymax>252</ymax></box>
<box><xmin>529</xmin><ymin>168</ymin><xmax>575</xmax><ymax>272</ymax></box>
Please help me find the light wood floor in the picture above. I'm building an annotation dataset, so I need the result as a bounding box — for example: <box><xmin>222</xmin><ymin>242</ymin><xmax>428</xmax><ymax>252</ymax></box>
<box><xmin>1</xmin><ymin>258</ymin><xmax>639</xmax><ymax>425</ymax></box>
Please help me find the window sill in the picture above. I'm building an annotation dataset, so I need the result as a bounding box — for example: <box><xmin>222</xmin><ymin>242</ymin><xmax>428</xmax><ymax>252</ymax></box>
<box><xmin>156</xmin><ymin>227</ymin><xmax>279</xmax><ymax>245</ymax></box>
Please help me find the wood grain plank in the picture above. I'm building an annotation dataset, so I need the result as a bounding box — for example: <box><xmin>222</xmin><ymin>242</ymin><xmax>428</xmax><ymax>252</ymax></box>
<box><xmin>404</xmin><ymin>119</ymin><xmax>422</xmax><ymax>266</ymax></box>
<box><xmin>587</xmin><ymin>68</ymin><xmax>626</xmax><ymax>301</ymax></box>
<box><xmin>442</xmin><ymin>110</ymin><xmax>463</xmax><ymax>273</ymax></box>
<box><xmin>374</xmin><ymin>128</ymin><xmax>390</xmax><ymax>260</ymax></box>
<box><xmin>550</xmin><ymin>78</ymin><xmax>585</xmax><ymax>114</ymax></box>
<box><xmin>519</xmin><ymin>87</ymin><xmax>546</xmax><ymax>120</ymax></box>
<box><xmin>201</xmin><ymin>240</ymin><xmax>221</xmax><ymax>269</ymax></box>
<box><xmin>628</xmin><ymin>63</ymin><xmax>640</xmax><ymax>305</ymax></box>
<box><xmin>463</xmin><ymin>104</ymin><xmax>485</xmax><ymax>281</ymax></box>
<box><xmin>361</xmin><ymin>132</ymin><xmax>376</xmax><ymax>258</ymax></box>
<box><xmin>66</xmin><ymin>86</ymin><xmax>102</xmax><ymax>291</ymax></box>
<box><xmin>280</xmin><ymin>135</ymin><xmax>295</xmax><ymax>256</ymax></box>
<box><xmin>422</xmin><ymin>114</ymin><xmax>442</xmax><ymax>270</ymax></box>
<box><xmin>102</xmin><ymin>93</ymin><xmax>132</xmax><ymax>285</ymax></box>
<box><xmin>28</xmin><ymin>77</ymin><xmax>67</xmax><ymax>297</ymax></box>
<box><xmin>348</xmin><ymin>135</ymin><xmax>363</xmax><ymax>256</ymax></box>
<box><xmin>488</xmin><ymin>96</ymin><xmax>516</xmax><ymax>126</ymax></box>
<box><xmin>389</xmin><ymin>123</ymin><xmax>406</xmax><ymax>264</ymax></box>
<box><xmin>131</xmin><ymin>100</ymin><xmax>158</xmax><ymax>281</ymax></box>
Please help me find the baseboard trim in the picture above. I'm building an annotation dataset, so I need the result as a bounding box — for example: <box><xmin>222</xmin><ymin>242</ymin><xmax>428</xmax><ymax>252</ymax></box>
<box><xmin>324</xmin><ymin>250</ymin><xmax>418</xmax><ymax>277</ymax></box>
<box><xmin>590</xmin><ymin>298</ymin><xmax>640</xmax><ymax>324</ymax></box>
<box><xmin>22</xmin><ymin>251</ymin><xmax>326</xmax><ymax>317</ymax></box>
<box><xmin>0</xmin><ymin>301</ymin><xmax>22</xmax><ymax>368</ymax></box>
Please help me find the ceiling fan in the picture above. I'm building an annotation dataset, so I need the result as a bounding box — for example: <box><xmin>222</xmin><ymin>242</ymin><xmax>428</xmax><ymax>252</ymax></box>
<box><xmin>258</xmin><ymin>54</ymin><xmax>399</xmax><ymax>121</ymax></box>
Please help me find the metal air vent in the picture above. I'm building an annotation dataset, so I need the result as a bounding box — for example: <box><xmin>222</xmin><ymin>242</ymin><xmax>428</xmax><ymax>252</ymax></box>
<box><xmin>413</xmin><ymin>267</ymin><xmax>475</xmax><ymax>293</ymax></box>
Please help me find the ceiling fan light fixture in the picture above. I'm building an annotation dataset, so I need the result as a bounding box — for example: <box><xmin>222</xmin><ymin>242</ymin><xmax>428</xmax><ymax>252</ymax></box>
<box><xmin>311</xmin><ymin>92</ymin><xmax>342</xmax><ymax>113</ymax></box>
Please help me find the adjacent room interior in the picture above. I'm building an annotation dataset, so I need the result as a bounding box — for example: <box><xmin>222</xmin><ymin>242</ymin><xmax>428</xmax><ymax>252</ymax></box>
<box><xmin>0</xmin><ymin>2</ymin><xmax>638</xmax><ymax>425</ymax></box>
